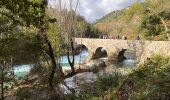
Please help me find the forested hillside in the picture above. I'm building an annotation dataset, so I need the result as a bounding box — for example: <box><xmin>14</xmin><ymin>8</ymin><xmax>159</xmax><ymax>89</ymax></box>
<box><xmin>95</xmin><ymin>0</ymin><xmax>170</xmax><ymax>40</ymax></box>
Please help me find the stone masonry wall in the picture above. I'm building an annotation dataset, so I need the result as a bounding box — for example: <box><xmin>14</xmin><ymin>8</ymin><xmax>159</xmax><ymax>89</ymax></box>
<box><xmin>75</xmin><ymin>38</ymin><xmax>170</xmax><ymax>63</ymax></box>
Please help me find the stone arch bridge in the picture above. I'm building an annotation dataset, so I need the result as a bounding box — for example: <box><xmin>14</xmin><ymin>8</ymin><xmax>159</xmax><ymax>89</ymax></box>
<box><xmin>74</xmin><ymin>38</ymin><xmax>170</xmax><ymax>63</ymax></box>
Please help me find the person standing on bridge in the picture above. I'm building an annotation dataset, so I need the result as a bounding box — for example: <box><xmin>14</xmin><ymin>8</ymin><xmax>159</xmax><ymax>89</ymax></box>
<box><xmin>124</xmin><ymin>36</ymin><xmax>127</xmax><ymax>40</ymax></box>
<box><xmin>112</xmin><ymin>35</ymin><xmax>117</xmax><ymax>39</ymax></box>
<box><xmin>117</xmin><ymin>35</ymin><xmax>120</xmax><ymax>39</ymax></box>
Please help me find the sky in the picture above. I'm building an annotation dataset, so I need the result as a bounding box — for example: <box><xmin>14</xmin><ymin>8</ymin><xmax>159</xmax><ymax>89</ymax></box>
<box><xmin>48</xmin><ymin>0</ymin><xmax>138</xmax><ymax>23</ymax></box>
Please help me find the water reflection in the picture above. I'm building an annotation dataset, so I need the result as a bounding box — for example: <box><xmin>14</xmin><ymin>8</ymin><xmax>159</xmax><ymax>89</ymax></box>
<box><xmin>116</xmin><ymin>49</ymin><xmax>137</xmax><ymax>67</ymax></box>
<box><xmin>115</xmin><ymin>59</ymin><xmax>137</xmax><ymax>68</ymax></box>
<box><xmin>14</xmin><ymin>64</ymin><xmax>33</xmax><ymax>79</ymax></box>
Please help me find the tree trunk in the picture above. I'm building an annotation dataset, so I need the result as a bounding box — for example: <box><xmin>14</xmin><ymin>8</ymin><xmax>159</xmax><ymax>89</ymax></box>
<box><xmin>39</xmin><ymin>0</ymin><xmax>65</xmax><ymax>89</ymax></box>
<box><xmin>10</xmin><ymin>57</ymin><xmax>18</xmax><ymax>86</ymax></box>
<box><xmin>11</xmin><ymin>65</ymin><xmax>18</xmax><ymax>86</ymax></box>
<box><xmin>45</xmin><ymin>36</ymin><xmax>58</xmax><ymax>89</ymax></box>
<box><xmin>67</xmin><ymin>39</ymin><xmax>75</xmax><ymax>74</ymax></box>
<box><xmin>1</xmin><ymin>67</ymin><xmax>4</xmax><ymax>100</ymax></box>
<box><xmin>56</xmin><ymin>56</ymin><xmax>64</xmax><ymax>77</ymax></box>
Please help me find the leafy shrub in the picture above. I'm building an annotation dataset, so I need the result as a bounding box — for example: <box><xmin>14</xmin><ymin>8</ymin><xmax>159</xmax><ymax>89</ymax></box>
<box><xmin>117</xmin><ymin>55</ymin><xmax>170</xmax><ymax>99</ymax></box>
<box><xmin>76</xmin><ymin>72</ymin><xmax>122</xmax><ymax>100</ymax></box>
<box><xmin>95</xmin><ymin>73</ymin><xmax>121</xmax><ymax>95</ymax></box>
<box><xmin>65</xmin><ymin>55</ymin><xmax>170</xmax><ymax>100</ymax></box>
<box><xmin>15</xmin><ymin>88</ymin><xmax>31</xmax><ymax>100</ymax></box>
<box><xmin>91</xmin><ymin>66</ymin><xmax>100</xmax><ymax>74</ymax></box>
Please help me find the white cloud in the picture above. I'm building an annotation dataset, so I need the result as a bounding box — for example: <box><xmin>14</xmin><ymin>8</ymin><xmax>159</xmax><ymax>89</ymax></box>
<box><xmin>48</xmin><ymin>0</ymin><xmax>137</xmax><ymax>23</ymax></box>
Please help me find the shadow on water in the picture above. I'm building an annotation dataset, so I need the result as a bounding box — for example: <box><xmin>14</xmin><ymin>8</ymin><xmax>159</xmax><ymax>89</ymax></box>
<box><xmin>115</xmin><ymin>50</ymin><xmax>137</xmax><ymax>68</ymax></box>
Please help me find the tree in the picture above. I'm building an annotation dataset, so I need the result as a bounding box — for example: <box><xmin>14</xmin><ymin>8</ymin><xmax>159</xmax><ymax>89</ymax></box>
<box><xmin>142</xmin><ymin>0</ymin><xmax>170</xmax><ymax>40</ymax></box>
<box><xmin>53</xmin><ymin>0</ymin><xmax>80</xmax><ymax>75</ymax></box>
<box><xmin>0</xmin><ymin>0</ymin><xmax>60</xmax><ymax>90</ymax></box>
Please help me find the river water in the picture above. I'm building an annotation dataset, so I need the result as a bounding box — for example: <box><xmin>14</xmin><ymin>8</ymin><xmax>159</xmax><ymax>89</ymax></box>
<box><xmin>12</xmin><ymin>50</ymin><xmax>88</xmax><ymax>78</ymax></box>
<box><xmin>60</xmin><ymin>50</ymin><xmax>89</xmax><ymax>70</ymax></box>
<box><xmin>116</xmin><ymin>50</ymin><xmax>137</xmax><ymax>68</ymax></box>
<box><xmin>14</xmin><ymin>50</ymin><xmax>137</xmax><ymax>78</ymax></box>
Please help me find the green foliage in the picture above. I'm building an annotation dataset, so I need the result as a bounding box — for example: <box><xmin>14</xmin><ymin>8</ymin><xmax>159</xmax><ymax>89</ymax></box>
<box><xmin>86</xmin><ymin>24</ymin><xmax>101</xmax><ymax>38</ymax></box>
<box><xmin>91</xmin><ymin>66</ymin><xmax>100</xmax><ymax>74</ymax></box>
<box><xmin>47</xmin><ymin>22</ymin><xmax>65</xmax><ymax>55</ymax></box>
<box><xmin>0</xmin><ymin>1</ymin><xmax>48</xmax><ymax>97</ymax></box>
<box><xmin>72</xmin><ymin>73</ymin><xmax>122</xmax><ymax>100</ymax></box>
<box><xmin>0</xmin><ymin>0</ymin><xmax>45</xmax><ymax>27</ymax></box>
<box><xmin>139</xmin><ymin>0</ymin><xmax>170</xmax><ymax>40</ymax></box>
<box><xmin>117</xmin><ymin>55</ymin><xmax>170</xmax><ymax>99</ymax></box>
<box><xmin>96</xmin><ymin>10</ymin><xmax>124</xmax><ymax>23</ymax></box>
<box><xmin>140</xmin><ymin>14</ymin><xmax>165</xmax><ymax>37</ymax></box>
<box><xmin>0</xmin><ymin>0</ymin><xmax>47</xmax><ymax>64</ymax></box>
<box><xmin>125</xmin><ymin>2</ymin><xmax>146</xmax><ymax>21</ymax></box>
<box><xmin>94</xmin><ymin>73</ymin><xmax>121</xmax><ymax>95</ymax></box>
<box><xmin>15</xmin><ymin>88</ymin><xmax>31</xmax><ymax>100</ymax></box>
<box><xmin>74</xmin><ymin>17</ymin><xmax>89</xmax><ymax>38</ymax></box>
<box><xmin>73</xmin><ymin>55</ymin><xmax>170</xmax><ymax>100</ymax></box>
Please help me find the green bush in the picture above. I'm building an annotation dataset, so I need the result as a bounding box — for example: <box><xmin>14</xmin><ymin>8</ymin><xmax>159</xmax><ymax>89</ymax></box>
<box><xmin>91</xmin><ymin>66</ymin><xmax>100</xmax><ymax>74</ymax></box>
<box><xmin>64</xmin><ymin>73</ymin><xmax>122</xmax><ymax>100</ymax></box>
<box><xmin>15</xmin><ymin>88</ymin><xmax>31</xmax><ymax>100</ymax></box>
<box><xmin>65</xmin><ymin>55</ymin><xmax>170</xmax><ymax>100</ymax></box>
<box><xmin>117</xmin><ymin>55</ymin><xmax>170</xmax><ymax>99</ymax></box>
<box><xmin>95</xmin><ymin>73</ymin><xmax>121</xmax><ymax>95</ymax></box>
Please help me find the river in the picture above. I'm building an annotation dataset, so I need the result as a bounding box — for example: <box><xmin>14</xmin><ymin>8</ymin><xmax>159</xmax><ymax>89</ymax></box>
<box><xmin>13</xmin><ymin>50</ymin><xmax>137</xmax><ymax>78</ymax></box>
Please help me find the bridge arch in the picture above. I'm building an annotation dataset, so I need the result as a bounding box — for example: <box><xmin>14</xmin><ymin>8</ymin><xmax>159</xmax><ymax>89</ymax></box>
<box><xmin>92</xmin><ymin>47</ymin><xmax>108</xmax><ymax>59</ymax></box>
<box><xmin>117</xmin><ymin>49</ymin><xmax>127</xmax><ymax>62</ymax></box>
<box><xmin>74</xmin><ymin>44</ymin><xmax>89</xmax><ymax>55</ymax></box>
<box><xmin>117</xmin><ymin>49</ymin><xmax>136</xmax><ymax>62</ymax></box>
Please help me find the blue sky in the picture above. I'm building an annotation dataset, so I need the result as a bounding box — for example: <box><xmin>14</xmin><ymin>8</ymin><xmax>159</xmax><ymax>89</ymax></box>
<box><xmin>48</xmin><ymin>0</ymin><xmax>138</xmax><ymax>23</ymax></box>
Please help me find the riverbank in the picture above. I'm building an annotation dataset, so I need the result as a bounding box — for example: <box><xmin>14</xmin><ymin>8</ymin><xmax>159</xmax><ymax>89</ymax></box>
<box><xmin>63</xmin><ymin>57</ymin><xmax>137</xmax><ymax>75</ymax></box>
<box><xmin>4</xmin><ymin>57</ymin><xmax>138</xmax><ymax>100</ymax></box>
<box><xmin>59</xmin><ymin>58</ymin><xmax>137</xmax><ymax>94</ymax></box>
